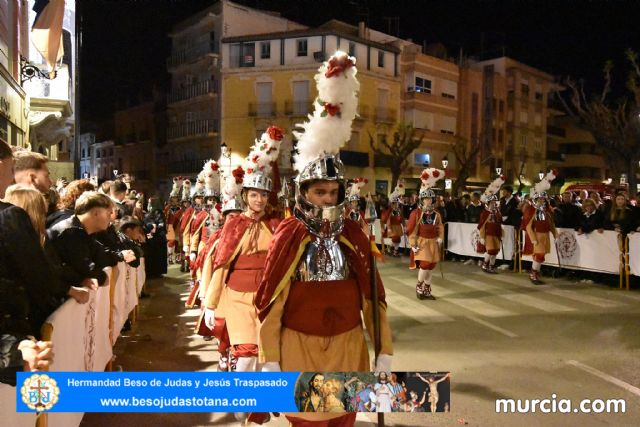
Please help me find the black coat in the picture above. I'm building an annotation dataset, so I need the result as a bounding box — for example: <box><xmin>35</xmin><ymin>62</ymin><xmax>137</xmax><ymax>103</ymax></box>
<box><xmin>46</xmin><ymin>216</ymin><xmax>117</xmax><ymax>290</ymax></box>
<box><xmin>602</xmin><ymin>207</ymin><xmax>635</xmax><ymax>235</ymax></box>
<box><xmin>143</xmin><ymin>210</ymin><xmax>167</xmax><ymax>277</ymax></box>
<box><xmin>555</xmin><ymin>203</ymin><xmax>582</xmax><ymax>229</ymax></box>
<box><xmin>0</xmin><ymin>202</ymin><xmax>61</xmax><ymax>340</ymax></box>
<box><xmin>45</xmin><ymin>208</ymin><xmax>73</xmax><ymax>229</ymax></box>
<box><xmin>500</xmin><ymin>196</ymin><xmax>521</xmax><ymax>227</ymax></box>
<box><xmin>465</xmin><ymin>203</ymin><xmax>484</xmax><ymax>224</ymax></box>
<box><xmin>575</xmin><ymin>211</ymin><xmax>604</xmax><ymax>234</ymax></box>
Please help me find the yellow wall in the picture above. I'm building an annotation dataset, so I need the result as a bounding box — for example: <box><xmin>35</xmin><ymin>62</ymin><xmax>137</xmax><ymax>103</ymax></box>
<box><xmin>221</xmin><ymin>68</ymin><xmax>401</xmax><ymax>195</ymax></box>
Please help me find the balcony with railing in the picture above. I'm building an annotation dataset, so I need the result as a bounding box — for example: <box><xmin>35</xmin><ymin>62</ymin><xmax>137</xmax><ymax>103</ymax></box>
<box><xmin>167</xmin><ymin>41</ymin><xmax>219</xmax><ymax>69</ymax></box>
<box><xmin>248</xmin><ymin>102</ymin><xmax>276</xmax><ymax>118</ymax></box>
<box><xmin>168</xmin><ymin>80</ymin><xmax>217</xmax><ymax>104</ymax></box>
<box><xmin>284</xmin><ymin>100</ymin><xmax>312</xmax><ymax>116</ymax></box>
<box><xmin>167</xmin><ymin>119</ymin><xmax>218</xmax><ymax>141</ymax></box>
<box><xmin>403</xmin><ymin>88</ymin><xmax>457</xmax><ymax>109</ymax></box>
<box><xmin>375</xmin><ymin>107</ymin><xmax>397</xmax><ymax>124</ymax></box>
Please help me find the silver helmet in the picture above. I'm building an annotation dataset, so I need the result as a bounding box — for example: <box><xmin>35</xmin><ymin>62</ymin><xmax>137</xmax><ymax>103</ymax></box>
<box><xmin>419</xmin><ymin>188</ymin><xmax>436</xmax><ymax>200</ymax></box>
<box><xmin>242</xmin><ymin>172</ymin><xmax>273</xmax><ymax>193</ymax></box>
<box><xmin>222</xmin><ymin>196</ymin><xmax>244</xmax><ymax>214</ymax></box>
<box><xmin>294</xmin><ymin>154</ymin><xmax>346</xmax><ymax>239</ymax></box>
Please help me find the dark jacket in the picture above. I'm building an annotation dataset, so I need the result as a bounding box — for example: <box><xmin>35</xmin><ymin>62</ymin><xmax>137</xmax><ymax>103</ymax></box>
<box><xmin>0</xmin><ymin>202</ymin><xmax>61</xmax><ymax>341</ymax></box>
<box><xmin>1</xmin><ymin>334</ymin><xmax>25</xmax><ymax>386</ymax></box>
<box><xmin>500</xmin><ymin>195</ymin><xmax>521</xmax><ymax>227</ymax></box>
<box><xmin>575</xmin><ymin>210</ymin><xmax>604</xmax><ymax>234</ymax></box>
<box><xmin>46</xmin><ymin>216</ymin><xmax>118</xmax><ymax>290</ymax></box>
<box><xmin>602</xmin><ymin>206</ymin><xmax>635</xmax><ymax>235</ymax></box>
<box><xmin>555</xmin><ymin>203</ymin><xmax>582</xmax><ymax>229</ymax></box>
<box><xmin>465</xmin><ymin>203</ymin><xmax>484</xmax><ymax>224</ymax></box>
<box><xmin>45</xmin><ymin>208</ymin><xmax>74</xmax><ymax>229</ymax></box>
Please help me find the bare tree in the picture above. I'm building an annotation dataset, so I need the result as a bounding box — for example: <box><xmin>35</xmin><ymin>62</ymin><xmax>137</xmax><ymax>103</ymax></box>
<box><xmin>368</xmin><ymin>123</ymin><xmax>425</xmax><ymax>190</ymax></box>
<box><xmin>451</xmin><ymin>135</ymin><xmax>481</xmax><ymax>195</ymax></box>
<box><xmin>557</xmin><ymin>49</ymin><xmax>640</xmax><ymax>195</ymax></box>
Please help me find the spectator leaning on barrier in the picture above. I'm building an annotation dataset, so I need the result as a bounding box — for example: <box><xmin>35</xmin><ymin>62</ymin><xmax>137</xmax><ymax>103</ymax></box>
<box><xmin>555</xmin><ymin>191</ymin><xmax>582</xmax><ymax>229</ymax></box>
<box><xmin>575</xmin><ymin>198</ymin><xmax>604</xmax><ymax>235</ymax></box>
<box><xmin>46</xmin><ymin>178</ymin><xmax>96</xmax><ymax>229</ymax></box>
<box><xmin>603</xmin><ymin>193</ymin><xmax>635</xmax><ymax>236</ymax></box>
<box><xmin>109</xmin><ymin>179</ymin><xmax>128</xmax><ymax>219</ymax></box>
<box><xmin>46</xmin><ymin>191</ymin><xmax>136</xmax><ymax>295</ymax></box>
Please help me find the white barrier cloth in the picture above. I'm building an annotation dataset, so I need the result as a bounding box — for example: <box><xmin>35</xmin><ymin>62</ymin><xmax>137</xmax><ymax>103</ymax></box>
<box><xmin>629</xmin><ymin>233</ymin><xmax>640</xmax><ymax>277</ymax></box>
<box><xmin>521</xmin><ymin>228</ymin><xmax>622</xmax><ymax>274</ymax></box>
<box><xmin>446</xmin><ymin>222</ymin><xmax>515</xmax><ymax>260</ymax></box>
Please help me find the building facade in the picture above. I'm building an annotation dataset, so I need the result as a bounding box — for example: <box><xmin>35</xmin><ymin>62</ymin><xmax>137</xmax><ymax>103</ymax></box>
<box><xmin>221</xmin><ymin>19</ymin><xmax>401</xmax><ymax>193</ymax></box>
<box><xmin>164</xmin><ymin>0</ymin><xmax>306</xmax><ymax>185</ymax></box>
<box><xmin>0</xmin><ymin>0</ymin><xmax>30</xmax><ymax>151</ymax></box>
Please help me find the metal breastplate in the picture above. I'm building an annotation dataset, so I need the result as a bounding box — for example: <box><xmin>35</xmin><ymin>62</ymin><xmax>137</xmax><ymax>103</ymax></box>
<box><xmin>535</xmin><ymin>208</ymin><xmax>546</xmax><ymax>221</ymax></box>
<box><xmin>349</xmin><ymin>210</ymin><xmax>360</xmax><ymax>222</ymax></box>
<box><xmin>421</xmin><ymin>210</ymin><xmax>436</xmax><ymax>225</ymax></box>
<box><xmin>295</xmin><ymin>238</ymin><xmax>349</xmax><ymax>282</ymax></box>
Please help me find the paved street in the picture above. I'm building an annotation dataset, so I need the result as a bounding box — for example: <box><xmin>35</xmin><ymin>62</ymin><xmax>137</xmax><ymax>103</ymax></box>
<box><xmin>83</xmin><ymin>255</ymin><xmax>640</xmax><ymax>427</ymax></box>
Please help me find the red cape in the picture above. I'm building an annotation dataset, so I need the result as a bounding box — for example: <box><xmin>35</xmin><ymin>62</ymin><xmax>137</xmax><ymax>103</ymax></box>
<box><xmin>179</xmin><ymin>207</ymin><xmax>194</xmax><ymax>233</ymax></box>
<box><xmin>478</xmin><ymin>209</ymin><xmax>502</xmax><ymax>230</ymax></box>
<box><xmin>194</xmin><ymin>228</ymin><xmax>223</xmax><ymax>270</ymax></box>
<box><xmin>190</xmin><ymin>209</ymin><xmax>209</xmax><ymax>233</ymax></box>
<box><xmin>254</xmin><ymin>217</ymin><xmax>386</xmax><ymax>322</ymax></box>
<box><xmin>211</xmin><ymin>213</ymin><xmax>281</xmax><ymax>272</ymax></box>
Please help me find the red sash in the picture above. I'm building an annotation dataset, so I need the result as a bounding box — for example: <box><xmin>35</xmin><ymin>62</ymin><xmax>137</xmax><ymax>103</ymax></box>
<box><xmin>283</xmin><ymin>279</ymin><xmax>361</xmax><ymax>336</ymax></box>
<box><xmin>533</xmin><ymin>220</ymin><xmax>550</xmax><ymax>233</ymax></box>
<box><xmin>418</xmin><ymin>223</ymin><xmax>439</xmax><ymax>239</ymax></box>
<box><xmin>226</xmin><ymin>253</ymin><xmax>267</xmax><ymax>292</ymax></box>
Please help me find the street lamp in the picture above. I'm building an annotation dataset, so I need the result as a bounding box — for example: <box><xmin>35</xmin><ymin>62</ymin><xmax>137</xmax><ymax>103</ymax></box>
<box><xmin>538</xmin><ymin>170</ymin><xmax>545</xmax><ymax>181</ymax></box>
<box><xmin>441</xmin><ymin>155</ymin><xmax>449</xmax><ymax>169</ymax></box>
<box><xmin>113</xmin><ymin>169</ymin><xmax>119</xmax><ymax>179</ymax></box>
<box><xmin>495</xmin><ymin>167</ymin><xmax>502</xmax><ymax>176</ymax></box>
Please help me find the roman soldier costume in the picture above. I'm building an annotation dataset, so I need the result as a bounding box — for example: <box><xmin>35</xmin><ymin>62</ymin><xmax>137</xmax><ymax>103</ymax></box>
<box><xmin>522</xmin><ymin>171</ymin><xmax>558</xmax><ymax>284</ymax></box>
<box><xmin>477</xmin><ymin>176</ymin><xmax>506</xmax><ymax>273</ymax></box>
<box><xmin>406</xmin><ymin>168</ymin><xmax>445</xmax><ymax>300</ymax></box>
<box><xmin>202</xmin><ymin>126</ymin><xmax>283</xmax><ymax>382</ymax></box>
<box><xmin>345</xmin><ymin>177</ymin><xmax>368</xmax><ymax>234</ymax></box>
<box><xmin>385</xmin><ymin>180</ymin><xmax>406</xmax><ymax>257</ymax></box>
<box><xmin>252</xmin><ymin>51</ymin><xmax>393</xmax><ymax>427</ymax></box>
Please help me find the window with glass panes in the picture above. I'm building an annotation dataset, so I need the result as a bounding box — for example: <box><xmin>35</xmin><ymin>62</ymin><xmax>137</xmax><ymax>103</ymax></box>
<box><xmin>415</xmin><ymin>77</ymin><xmax>432</xmax><ymax>93</ymax></box>
<box><xmin>297</xmin><ymin>39</ymin><xmax>307</xmax><ymax>56</ymax></box>
<box><xmin>260</xmin><ymin>42</ymin><xmax>270</xmax><ymax>59</ymax></box>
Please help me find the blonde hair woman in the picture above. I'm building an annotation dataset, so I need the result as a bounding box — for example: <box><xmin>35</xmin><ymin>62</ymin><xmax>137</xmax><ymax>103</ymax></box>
<box><xmin>3</xmin><ymin>184</ymin><xmax>47</xmax><ymax>246</ymax></box>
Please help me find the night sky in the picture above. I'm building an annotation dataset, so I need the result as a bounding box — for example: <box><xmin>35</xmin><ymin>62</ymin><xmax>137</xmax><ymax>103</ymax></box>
<box><xmin>79</xmin><ymin>0</ymin><xmax>640</xmax><ymax>124</ymax></box>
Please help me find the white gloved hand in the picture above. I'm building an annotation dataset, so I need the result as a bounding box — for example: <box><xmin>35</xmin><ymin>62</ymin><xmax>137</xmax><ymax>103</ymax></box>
<box><xmin>204</xmin><ymin>308</ymin><xmax>215</xmax><ymax>329</ymax></box>
<box><xmin>436</xmin><ymin>238</ymin><xmax>443</xmax><ymax>245</ymax></box>
<box><xmin>261</xmin><ymin>362</ymin><xmax>281</xmax><ymax>372</ymax></box>
<box><xmin>411</xmin><ymin>246</ymin><xmax>420</xmax><ymax>254</ymax></box>
<box><xmin>479</xmin><ymin>238</ymin><xmax>485</xmax><ymax>245</ymax></box>
<box><xmin>189</xmin><ymin>252</ymin><xmax>196</xmax><ymax>263</ymax></box>
<box><xmin>183</xmin><ymin>245</ymin><xmax>189</xmax><ymax>254</ymax></box>
<box><xmin>373</xmin><ymin>354</ymin><xmax>393</xmax><ymax>373</ymax></box>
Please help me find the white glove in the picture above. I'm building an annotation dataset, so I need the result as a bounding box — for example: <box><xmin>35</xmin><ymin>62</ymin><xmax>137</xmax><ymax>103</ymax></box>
<box><xmin>479</xmin><ymin>238</ymin><xmax>485</xmax><ymax>245</ymax></box>
<box><xmin>373</xmin><ymin>354</ymin><xmax>393</xmax><ymax>373</ymax></box>
<box><xmin>261</xmin><ymin>362</ymin><xmax>281</xmax><ymax>372</ymax></box>
<box><xmin>411</xmin><ymin>246</ymin><xmax>419</xmax><ymax>254</ymax></box>
<box><xmin>183</xmin><ymin>245</ymin><xmax>189</xmax><ymax>254</ymax></box>
<box><xmin>204</xmin><ymin>308</ymin><xmax>215</xmax><ymax>329</ymax></box>
<box><xmin>189</xmin><ymin>252</ymin><xmax>196</xmax><ymax>263</ymax></box>
<box><xmin>436</xmin><ymin>238</ymin><xmax>443</xmax><ymax>245</ymax></box>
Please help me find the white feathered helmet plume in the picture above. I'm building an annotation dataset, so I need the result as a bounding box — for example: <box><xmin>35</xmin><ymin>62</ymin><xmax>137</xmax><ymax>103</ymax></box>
<box><xmin>532</xmin><ymin>170</ymin><xmax>557</xmax><ymax>199</ymax></box>
<box><xmin>202</xmin><ymin>159</ymin><xmax>221</xmax><ymax>198</ymax></box>
<box><xmin>170</xmin><ymin>176</ymin><xmax>183</xmax><ymax>198</ymax></box>
<box><xmin>389</xmin><ymin>179</ymin><xmax>405</xmax><ymax>203</ymax></box>
<box><xmin>481</xmin><ymin>175</ymin><xmax>506</xmax><ymax>204</ymax></box>
<box><xmin>347</xmin><ymin>177</ymin><xmax>367</xmax><ymax>202</ymax></box>
<box><xmin>419</xmin><ymin>168</ymin><xmax>445</xmax><ymax>199</ymax></box>
<box><xmin>293</xmin><ymin>51</ymin><xmax>359</xmax><ymax>175</ymax></box>
<box><xmin>242</xmin><ymin>126</ymin><xmax>284</xmax><ymax>192</ymax></box>
<box><xmin>192</xmin><ymin>171</ymin><xmax>206</xmax><ymax>198</ymax></box>
<box><xmin>181</xmin><ymin>179</ymin><xmax>191</xmax><ymax>202</ymax></box>
<box><xmin>221</xmin><ymin>165</ymin><xmax>246</xmax><ymax>214</ymax></box>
